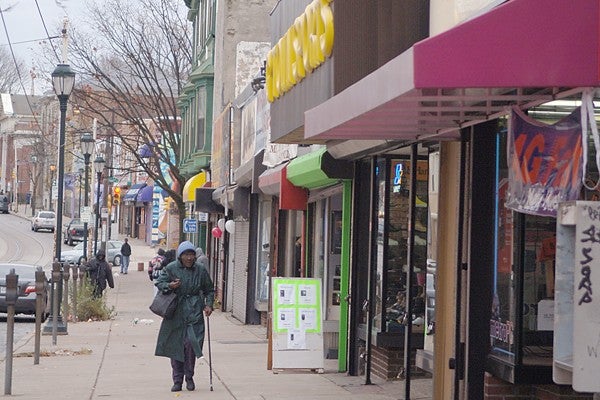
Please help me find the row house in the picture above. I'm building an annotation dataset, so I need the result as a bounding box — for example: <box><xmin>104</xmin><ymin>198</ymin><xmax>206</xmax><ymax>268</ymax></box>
<box><xmin>0</xmin><ymin>93</ymin><xmax>56</xmax><ymax>215</ymax></box>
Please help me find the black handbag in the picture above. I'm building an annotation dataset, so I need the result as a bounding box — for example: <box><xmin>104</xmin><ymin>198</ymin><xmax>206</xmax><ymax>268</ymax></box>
<box><xmin>150</xmin><ymin>290</ymin><xmax>177</xmax><ymax>319</ymax></box>
<box><xmin>150</xmin><ymin>268</ymin><xmax>177</xmax><ymax>319</ymax></box>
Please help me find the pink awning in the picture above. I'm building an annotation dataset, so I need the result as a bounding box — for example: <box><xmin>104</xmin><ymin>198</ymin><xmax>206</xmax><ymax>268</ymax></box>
<box><xmin>305</xmin><ymin>0</ymin><xmax>600</xmax><ymax>142</ymax></box>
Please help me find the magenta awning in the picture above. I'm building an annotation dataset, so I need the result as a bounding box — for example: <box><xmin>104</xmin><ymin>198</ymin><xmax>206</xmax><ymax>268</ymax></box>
<box><xmin>305</xmin><ymin>0</ymin><xmax>600</xmax><ymax>142</ymax></box>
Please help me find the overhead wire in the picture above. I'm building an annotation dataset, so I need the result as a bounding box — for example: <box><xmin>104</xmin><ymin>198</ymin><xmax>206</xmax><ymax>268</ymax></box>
<box><xmin>0</xmin><ymin>35</ymin><xmax>60</xmax><ymax>47</ymax></box>
<box><xmin>0</xmin><ymin>0</ymin><xmax>66</xmax><ymax>153</ymax></box>
<box><xmin>0</xmin><ymin>5</ymin><xmax>37</xmax><ymax>107</ymax></box>
<box><xmin>35</xmin><ymin>0</ymin><xmax>60</xmax><ymax>63</ymax></box>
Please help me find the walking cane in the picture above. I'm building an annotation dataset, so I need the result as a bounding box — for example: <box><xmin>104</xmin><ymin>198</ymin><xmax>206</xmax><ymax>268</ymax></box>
<box><xmin>206</xmin><ymin>315</ymin><xmax>213</xmax><ymax>391</ymax></box>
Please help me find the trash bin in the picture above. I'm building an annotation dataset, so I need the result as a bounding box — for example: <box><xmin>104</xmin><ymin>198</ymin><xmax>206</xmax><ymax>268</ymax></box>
<box><xmin>137</xmin><ymin>262</ymin><xmax>144</xmax><ymax>271</ymax></box>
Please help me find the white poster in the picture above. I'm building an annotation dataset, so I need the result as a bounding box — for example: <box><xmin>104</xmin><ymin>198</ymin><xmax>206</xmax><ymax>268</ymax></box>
<box><xmin>299</xmin><ymin>308</ymin><xmax>318</xmax><ymax>331</ymax></box>
<box><xmin>298</xmin><ymin>284</ymin><xmax>317</xmax><ymax>305</ymax></box>
<box><xmin>277</xmin><ymin>308</ymin><xmax>296</xmax><ymax>330</ymax></box>
<box><xmin>278</xmin><ymin>284</ymin><xmax>295</xmax><ymax>305</ymax></box>
<box><xmin>287</xmin><ymin>328</ymin><xmax>306</xmax><ymax>350</ymax></box>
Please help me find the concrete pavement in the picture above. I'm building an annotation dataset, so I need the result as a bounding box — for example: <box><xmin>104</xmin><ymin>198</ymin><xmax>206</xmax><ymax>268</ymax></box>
<box><xmin>4</xmin><ymin>209</ymin><xmax>433</xmax><ymax>399</ymax></box>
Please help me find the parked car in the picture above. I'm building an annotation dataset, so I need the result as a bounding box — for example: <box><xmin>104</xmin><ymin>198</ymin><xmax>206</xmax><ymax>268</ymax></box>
<box><xmin>63</xmin><ymin>218</ymin><xmax>95</xmax><ymax>246</ymax></box>
<box><xmin>0</xmin><ymin>263</ymin><xmax>49</xmax><ymax>320</ymax></box>
<box><xmin>31</xmin><ymin>211</ymin><xmax>56</xmax><ymax>232</ymax></box>
<box><xmin>0</xmin><ymin>195</ymin><xmax>9</xmax><ymax>214</ymax></box>
<box><xmin>60</xmin><ymin>240</ymin><xmax>123</xmax><ymax>266</ymax></box>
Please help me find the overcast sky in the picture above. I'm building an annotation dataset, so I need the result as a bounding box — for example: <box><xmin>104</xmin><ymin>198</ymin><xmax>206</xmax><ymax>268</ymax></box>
<box><xmin>0</xmin><ymin>0</ymin><xmax>86</xmax><ymax>93</ymax></box>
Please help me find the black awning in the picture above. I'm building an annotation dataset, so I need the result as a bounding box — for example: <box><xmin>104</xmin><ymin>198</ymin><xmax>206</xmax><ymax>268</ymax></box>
<box><xmin>195</xmin><ymin>188</ymin><xmax>224</xmax><ymax>213</ymax></box>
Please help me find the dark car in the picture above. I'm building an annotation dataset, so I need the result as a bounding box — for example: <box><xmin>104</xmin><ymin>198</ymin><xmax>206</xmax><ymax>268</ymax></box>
<box><xmin>0</xmin><ymin>263</ymin><xmax>49</xmax><ymax>320</ymax></box>
<box><xmin>63</xmin><ymin>218</ymin><xmax>93</xmax><ymax>246</ymax></box>
<box><xmin>0</xmin><ymin>195</ymin><xmax>9</xmax><ymax>214</ymax></box>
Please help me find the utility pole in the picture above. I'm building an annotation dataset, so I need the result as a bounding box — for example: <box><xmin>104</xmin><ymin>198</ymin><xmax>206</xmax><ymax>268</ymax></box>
<box><xmin>106</xmin><ymin>131</ymin><xmax>113</xmax><ymax>241</ymax></box>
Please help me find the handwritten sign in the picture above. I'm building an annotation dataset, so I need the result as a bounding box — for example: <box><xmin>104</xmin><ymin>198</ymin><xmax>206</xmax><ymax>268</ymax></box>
<box><xmin>572</xmin><ymin>203</ymin><xmax>600</xmax><ymax>391</ymax></box>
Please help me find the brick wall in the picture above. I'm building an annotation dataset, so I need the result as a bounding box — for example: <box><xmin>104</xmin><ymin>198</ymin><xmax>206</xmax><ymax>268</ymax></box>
<box><xmin>370</xmin><ymin>346</ymin><xmax>424</xmax><ymax>380</ymax></box>
<box><xmin>484</xmin><ymin>373</ymin><xmax>593</xmax><ymax>400</ymax></box>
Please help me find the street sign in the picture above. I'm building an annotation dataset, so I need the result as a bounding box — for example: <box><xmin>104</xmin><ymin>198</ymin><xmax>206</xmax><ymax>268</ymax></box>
<box><xmin>108</xmin><ymin>177</ymin><xmax>118</xmax><ymax>183</ymax></box>
<box><xmin>198</xmin><ymin>212</ymin><xmax>208</xmax><ymax>222</ymax></box>
<box><xmin>81</xmin><ymin>207</ymin><xmax>91</xmax><ymax>223</ymax></box>
<box><xmin>183</xmin><ymin>218</ymin><xmax>198</xmax><ymax>233</ymax></box>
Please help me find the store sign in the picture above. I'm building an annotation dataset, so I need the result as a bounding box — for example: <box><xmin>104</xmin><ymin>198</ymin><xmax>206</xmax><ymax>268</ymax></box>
<box><xmin>506</xmin><ymin>107</ymin><xmax>583</xmax><ymax>217</ymax></box>
<box><xmin>266</xmin><ymin>0</ymin><xmax>334</xmax><ymax>102</ymax></box>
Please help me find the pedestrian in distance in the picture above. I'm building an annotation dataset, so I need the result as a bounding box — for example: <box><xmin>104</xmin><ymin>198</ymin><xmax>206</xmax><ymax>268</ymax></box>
<box><xmin>154</xmin><ymin>240</ymin><xmax>214</xmax><ymax>392</ymax></box>
<box><xmin>154</xmin><ymin>249</ymin><xmax>176</xmax><ymax>286</ymax></box>
<box><xmin>149</xmin><ymin>248</ymin><xmax>166</xmax><ymax>282</ymax></box>
<box><xmin>86</xmin><ymin>249</ymin><xmax>115</xmax><ymax>298</ymax></box>
<box><xmin>120</xmin><ymin>237</ymin><xmax>132</xmax><ymax>274</ymax></box>
<box><xmin>195</xmin><ymin>247</ymin><xmax>209</xmax><ymax>268</ymax></box>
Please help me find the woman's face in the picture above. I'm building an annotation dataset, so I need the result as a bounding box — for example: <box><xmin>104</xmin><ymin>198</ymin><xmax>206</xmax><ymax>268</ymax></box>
<box><xmin>180</xmin><ymin>251</ymin><xmax>196</xmax><ymax>268</ymax></box>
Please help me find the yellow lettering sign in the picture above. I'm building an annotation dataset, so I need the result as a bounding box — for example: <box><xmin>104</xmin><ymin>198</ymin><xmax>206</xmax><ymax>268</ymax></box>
<box><xmin>266</xmin><ymin>0</ymin><xmax>334</xmax><ymax>102</ymax></box>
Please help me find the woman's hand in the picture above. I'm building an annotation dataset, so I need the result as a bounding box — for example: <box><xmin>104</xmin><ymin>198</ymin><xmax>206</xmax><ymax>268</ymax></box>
<box><xmin>168</xmin><ymin>278</ymin><xmax>181</xmax><ymax>290</ymax></box>
<box><xmin>204</xmin><ymin>306</ymin><xmax>213</xmax><ymax>317</ymax></box>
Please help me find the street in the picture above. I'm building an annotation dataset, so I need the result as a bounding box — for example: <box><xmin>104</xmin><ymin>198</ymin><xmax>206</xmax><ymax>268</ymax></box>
<box><xmin>0</xmin><ymin>212</ymin><xmax>55</xmax><ymax>355</ymax></box>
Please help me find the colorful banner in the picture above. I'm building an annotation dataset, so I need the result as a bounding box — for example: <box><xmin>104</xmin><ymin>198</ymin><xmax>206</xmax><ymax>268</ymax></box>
<box><xmin>506</xmin><ymin>107</ymin><xmax>583</xmax><ymax>217</ymax></box>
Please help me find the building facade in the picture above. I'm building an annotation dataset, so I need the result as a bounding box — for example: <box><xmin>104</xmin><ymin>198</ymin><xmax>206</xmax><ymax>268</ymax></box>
<box><xmin>181</xmin><ymin>0</ymin><xmax>600</xmax><ymax>398</ymax></box>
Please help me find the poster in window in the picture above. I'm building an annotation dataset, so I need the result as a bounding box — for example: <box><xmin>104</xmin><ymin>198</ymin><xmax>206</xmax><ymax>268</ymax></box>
<box><xmin>330</xmin><ymin>211</ymin><xmax>342</xmax><ymax>254</ymax></box>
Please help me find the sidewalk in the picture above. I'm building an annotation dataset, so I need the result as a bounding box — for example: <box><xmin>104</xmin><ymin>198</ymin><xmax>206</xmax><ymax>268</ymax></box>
<box><xmin>6</xmin><ymin>210</ymin><xmax>433</xmax><ymax>399</ymax></box>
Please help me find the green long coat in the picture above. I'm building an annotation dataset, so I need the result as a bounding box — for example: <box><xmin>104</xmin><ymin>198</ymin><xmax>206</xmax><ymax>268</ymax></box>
<box><xmin>154</xmin><ymin>259</ymin><xmax>214</xmax><ymax>362</ymax></box>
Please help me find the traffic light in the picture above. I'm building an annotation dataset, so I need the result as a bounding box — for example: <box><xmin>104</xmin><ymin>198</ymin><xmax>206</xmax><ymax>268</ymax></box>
<box><xmin>113</xmin><ymin>187</ymin><xmax>121</xmax><ymax>205</ymax></box>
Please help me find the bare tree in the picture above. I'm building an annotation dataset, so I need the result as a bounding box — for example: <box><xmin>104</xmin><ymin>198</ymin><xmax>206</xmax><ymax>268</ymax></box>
<box><xmin>60</xmin><ymin>0</ymin><xmax>192</xmax><ymax>238</ymax></box>
<box><xmin>0</xmin><ymin>46</ymin><xmax>25</xmax><ymax>93</ymax></box>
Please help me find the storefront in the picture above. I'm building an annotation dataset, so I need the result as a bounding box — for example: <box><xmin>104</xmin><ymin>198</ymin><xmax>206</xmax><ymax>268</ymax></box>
<box><xmin>121</xmin><ymin>183</ymin><xmax>146</xmax><ymax>238</ymax></box>
<box><xmin>286</xmin><ymin>147</ymin><xmax>353</xmax><ymax>364</ymax></box>
<box><xmin>298</xmin><ymin>0</ymin><xmax>600</xmax><ymax>398</ymax></box>
<box><xmin>135</xmin><ymin>184</ymin><xmax>153</xmax><ymax>243</ymax></box>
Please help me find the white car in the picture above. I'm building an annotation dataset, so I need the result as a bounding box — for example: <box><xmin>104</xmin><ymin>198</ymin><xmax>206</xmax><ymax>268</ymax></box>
<box><xmin>60</xmin><ymin>240</ymin><xmax>123</xmax><ymax>266</ymax></box>
<box><xmin>31</xmin><ymin>211</ymin><xmax>56</xmax><ymax>232</ymax></box>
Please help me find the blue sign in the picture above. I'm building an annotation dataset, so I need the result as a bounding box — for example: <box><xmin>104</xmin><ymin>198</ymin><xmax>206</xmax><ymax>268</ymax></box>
<box><xmin>183</xmin><ymin>218</ymin><xmax>198</xmax><ymax>233</ymax></box>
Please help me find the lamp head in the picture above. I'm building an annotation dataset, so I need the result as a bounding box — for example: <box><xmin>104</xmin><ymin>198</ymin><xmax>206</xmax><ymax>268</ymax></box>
<box><xmin>80</xmin><ymin>133</ymin><xmax>95</xmax><ymax>157</ymax></box>
<box><xmin>51</xmin><ymin>64</ymin><xmax>75</xmax><ymax>98</ymax></box>
<box><xmin>93</xmin><ymin>155</ymin><xmax>105</xmax><ymax>174</ymax></box>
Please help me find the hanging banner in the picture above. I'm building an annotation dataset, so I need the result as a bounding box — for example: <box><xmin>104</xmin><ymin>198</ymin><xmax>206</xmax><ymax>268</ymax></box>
<box><xmin>506</xmin><ymin>107</ymin><xmax>583</xmax><ymax>217</ymax></box>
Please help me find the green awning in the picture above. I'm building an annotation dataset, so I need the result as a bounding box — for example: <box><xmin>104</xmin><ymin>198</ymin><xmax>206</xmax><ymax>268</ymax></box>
<box><xmin>287</xmin><ymin>148</ymin><xmax>353</xmax><ymax>189</ymax></box>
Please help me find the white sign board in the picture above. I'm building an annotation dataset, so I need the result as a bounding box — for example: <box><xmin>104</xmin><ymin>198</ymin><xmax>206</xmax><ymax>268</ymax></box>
<box><xmin>554</xmin><ymin>201</ymin><xmax>600</xmax><ymax>392</ymax></box>
<box><xmin>81</xmin><ymin>207</ymin><xmax>91</xmax><ymax>223</ymax></box>
<box><xmin>572</xmin><ymin>202</ymin><xmax>600</xmax><ymax>392</ymax></box>
<box><xmin>271</xmin><ymin>278</ymin><xmax>324</xmax><ymax>371</ymax></box>
<box><xmin>198</xmin><ymin>212</ymin><xmax>208</xmax><ymax>222</ymax></box>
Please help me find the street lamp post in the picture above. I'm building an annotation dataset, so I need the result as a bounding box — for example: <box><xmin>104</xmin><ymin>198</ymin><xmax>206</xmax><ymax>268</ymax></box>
<box><xmin>43</xmin><ymin>63</ymin><xmax>75</xmax><ymax>337</ymax></box>
<box><xmin>78</xmin><ymin>167</ymin><xmax>84</xmax><ymax>217</ymax></box>
<box><xmin>80</xmin><ymin>133</ymin><xmax>94</xmax><ymax>261</ymax></box>
<box><xmin>49</xmin><ymin>164</ymin><xmax>56</xmax><ymax>211</ymax></box>
<box><xmin>93</xmin><ymin>156</ymin><xmax>105</xmax><ymax>255</ymax></box>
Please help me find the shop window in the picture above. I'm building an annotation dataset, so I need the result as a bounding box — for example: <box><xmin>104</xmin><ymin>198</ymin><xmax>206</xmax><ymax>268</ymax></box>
<box><xmin>371</xmin><ymin>157</ymin><xmax>429</xmax><ymax>335</ymax></box>
<box><xmin>255</xmin><ymin>198</ymin><xmax>271</xmax><ymax>309</ymax></box>
<box><xmin>488</xmin><ymin>125</ymin><xmax>564</xmax><ymax>383</ymax></box>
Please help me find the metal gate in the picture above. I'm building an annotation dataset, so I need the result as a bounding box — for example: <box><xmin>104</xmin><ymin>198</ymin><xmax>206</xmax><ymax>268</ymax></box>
<box><xmin>231</xmin><ymin>220</ymin><xmax>249</xmax><ymax>322</ymax></box>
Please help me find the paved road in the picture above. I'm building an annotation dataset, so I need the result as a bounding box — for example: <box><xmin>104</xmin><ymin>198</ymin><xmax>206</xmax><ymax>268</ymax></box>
<box><xmin>0</xmin><ymin>213</ymin><xmax>55</xmax><ymax>355</ymax></box>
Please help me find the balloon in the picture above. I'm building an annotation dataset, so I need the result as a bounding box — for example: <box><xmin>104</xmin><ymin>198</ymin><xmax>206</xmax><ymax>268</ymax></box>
<box><xmin>225</xmin><ymin>220</ymin><xmax>235</xmax><ymax>234</ymax></box>
<box><xmin>211</xmin><ymin>227</ymin><xmax>223</xmax><ymax>238</ymax></box>
<box><xmin>217</xmin><ymin>218</ymin><xmax>225</xmax><ymax>230</ymax></box>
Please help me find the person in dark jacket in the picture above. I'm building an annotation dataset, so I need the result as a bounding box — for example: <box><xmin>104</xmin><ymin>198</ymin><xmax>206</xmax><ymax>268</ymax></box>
<box><xmin>154</xmin><ymin>241</ymin><xmax>214</xmax><ymax>392</ymax></box>
<box><xmin>120</xmin><ymin>238</ymin><xmax>132</xmax><ymax>274</ymax></box>
<box><xmin>86</xmin><ymin>249</ymin><xmax>115</xmax><ymax>298</ymax></box>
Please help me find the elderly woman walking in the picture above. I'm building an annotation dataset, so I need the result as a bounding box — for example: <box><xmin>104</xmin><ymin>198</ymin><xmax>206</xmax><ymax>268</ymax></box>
<box><xmin>154</xmin><ymin>241</ymin><xmax>214</xmax><ymax>392</ymax></box>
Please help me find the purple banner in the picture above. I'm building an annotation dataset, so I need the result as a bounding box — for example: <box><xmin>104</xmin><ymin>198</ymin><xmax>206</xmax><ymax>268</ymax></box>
<box><xmin>506</xmin><ymin>107</ymin><xmax>583</xmax><ymax>217</ymax></box>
